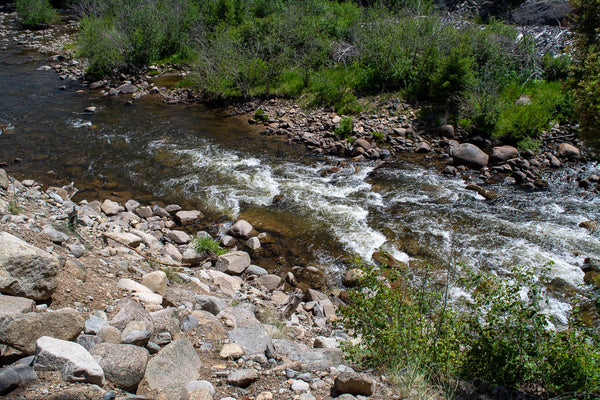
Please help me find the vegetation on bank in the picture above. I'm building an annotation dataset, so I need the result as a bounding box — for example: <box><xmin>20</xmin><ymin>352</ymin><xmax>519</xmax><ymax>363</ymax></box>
<box><xmin>339</xmin><ymin>258</ymin><xmax>600</xmax><ymax>398</ymax></box>
<box><xmin>15</xmin><ymin>0</ymin><xmax>599</xmax><ymax>151</ymax></box>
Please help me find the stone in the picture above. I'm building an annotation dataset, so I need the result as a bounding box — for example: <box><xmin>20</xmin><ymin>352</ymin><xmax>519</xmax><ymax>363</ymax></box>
<box><xmin>93</xmin><ymin>343</ymin><xmax>149</xmax><ymax>391</ymax></box>
<box><xmin>226</xmin><ymin>369</ymin><xmax>258</xmax><ymax>388</ymax></box>
<box><xmin>510</xmin><ymin>0</ymin><xmax>572</xmax><ymax>26</ymax></box>
<box><xmin>0</xmin><ymin>367</ymin><xmax>21</xmax><ymax>395</ymax></box>
<box><xmin>98</xmin><ymin>325</ymin><xmax>122</xmax><ymax>344</ymax></box>
<box><xmin>0</xmin><ymin>232</ymin><xmax>59</xmax><ymax>300</ymax></box>
<box><xmin>110</xmin><ymin>298</ymin><xmax>153</xmax><ymax>332</ymax></box>
<box><xmin>136</xmin><ymin>206</ymin><xmax>153</xmax><ymax>219</ymax></box>
<box><xmin>228</xmin><ymin>220</ymin><xmax>254</xmax><ymax>238</ymax></box>
<box><xmin>354</xmin><ymin>139</ymin><xmax>371</xmax><ymax>151</ymax></box>
<box><xmin>435</xmin><ymin>124</ymin><xmax>455</xmax><ymax>138</ymax></box>
<box><xmin>558</xmin><ymin>143</ymin><xmax>580</xmax><ymax>160</ymax></box>
<box><xmin>246</xmin><ymin>265</ymin><xmax>268</xmax><ymax>276</ymax></box>
<box><xmin>305</xmin><ymin>288</ymin><xmax>328</xmax><ymax>302</ymax></box>
<box><xmin>210</xmin><ymin>270</ymin><xmax>242</xmax><ymax>296</ymax></box>
<box><xmin>0</xmin><ymin>169</ymin><xmax>8</xmax><ymax>190</ymax></box>
<box><xmin>175</xmin><ymin>210</ymin><xmax>203</xmax><ymax>225</ymax></box>
<box><xmin>491</xmin><ymin>145</ymin><xmax>518</xmax><ymax>163</ymax></box>
<box><xmin>150</xmin><ymin>308</ymin><xmax>180</xmax><ymax>343</ymax></box>
<box><xmin>76</xmin><ymin>334</ymin><xmax>100</xmax><ymax>352</ymax></box>
<box><xmin>117</xmin><ymin>83</ymin><xmax>137</xmax><ymax>94</ymax></box>
<box><xmin>182</xmin><ymin>246</ymin><xmax>207</xmax><ymax>266</ymax></box>
<box><xmin>220</xmin><ymin>343</ymin><xmax>244</xmax><ymax>359</ymax></box>
<box><xmin>85</xmin><ymin>315</ymin><xmax>108</xmax><ymax>335</ymax></box>
<box><xmin>137</xmin><ymin>338</ymin><xmax>202</xmax><ymax>400</ymax></box>
<box><xmin>34</xmin><ymin>336</ymin><xmax>104</xmax><ymax>385</ymax></box>
<box><xmin>255</xmin><ymin>274</ymin><xmax>282</xmax><ymax>292</ymax></box>
<box><xmin>105</xmin><ymin>232</ymin><xmax>143</xmax><ymax>248</ymax></box>
<box><xmin>125</xmin><ymin>199</ymin><xmax>140</xmax><ymax>212</ymax></box>
<box><xmin>121</xmin><ymin>320</ymin><xmax>153</xmax><ymax>346</ymax></box>
<box><xmin>334</xmin><ymin>372</ymin><xmax>374</xmax><ymax>396</ymax></box>
<box><xmin>256</xmin><ymin>391</ymin><xmax>273</xmax><ymax>400</ymax></box>
<box><xmin>185</xmin><ymin>380</ymin><xmax>215</xmax><ymax>396</ymax></box>
<box><xmin>270</xmin><ymin>291</ymin><xmax>289</xmax><ymax>306</ymax></box>
<box><xmin>228</xmin><ymin>326</ymin><xmax>274</xmax><ymax>357</ymax></box>
<box><xmin>0</xmin><ymin>294</ymin><xmax>35</xmax><ymax>322</ymax></box>
<box><xmin>272</xmin><ymin>339</ymin><xmax>343</xmax><ymax>370</ymax></box>
<box><xmin>67</xmin><ymin>244</ymin><xmax>85</xmax><ymax>258</ymax></box>
<box><xmin>290</xmin><ymin>379</ymin><xmax>310</xmax><ymax>392</ymax></box>
<box><xmin>194</xmin><ymin>295</ymin><xmax>229</xmax><ymax>315</ymax></box>
<box><xmin>117</xmin><ymin>278</ymin><xmax>154</xmax><ymax>294</ymax></box>
<box><xmin>342</xmin><ymin>268</ymin><xmax>365</xmax><ymax>288</ymax></box>
<box><xmin>167</xmin><ymin>230</ymin><xmax>190</xmax><ymax>245</ymax></box>
<box><xmin>415</xmin><ymin>142</ymin><xmax>431</xmax><ymax>153</ymax></box>
<box><xmin>162</xmin><ymin>243</ymin><xmax>183</xmax><ymax>263</ymax></box>
<box><xmin>221</xmin><ymin>235</ymin><xmax>237</xmax><ymax>247</ymax></box>
<box><xmin>215</xmin><ymin>251</ymin><xmax>251</xmax><ymax>275</ymax></box>
<box><xmin>452</xmin><ymin>143</ymin><xmax>488</xmax><ymax>169</ymax></box>
<box><xmin>181</xmin><ymin>314</ymin><xmax>199</xmax><ymax>331</ymax></box>
<box><xmin>142</xmin><ymin>271</ymin><xmax>168</xmax><ymax>295</ymax></box>
<box><xmin>246</xmin><ymin>237</ymin><xmax>261</xmax><ymax>250</ymax></box>
<box><xmin>42</xmin><ymin>226</ymin><xmax>69</xmax><ymax>244</ymax></box>
<box><xmin>0</xmin><ymin>308</ymin><xmax>84</xmax><ymax>354</ymax></box>
<box><xmin>548</xmin><ymin>153</ymin><xmax>561</xmax><ymax>168</ymax></box>
<box><xmin>101</xmin><ymin>199</ymin><xmax>124</xmax><ymax>216</ymax></box>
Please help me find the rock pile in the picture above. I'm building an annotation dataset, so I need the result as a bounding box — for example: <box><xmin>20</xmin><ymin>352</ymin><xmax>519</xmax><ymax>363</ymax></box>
<box><xmin>0</xmin><ymin>170</ymin><xmax>398</xmax><ymax>399</ymax></box>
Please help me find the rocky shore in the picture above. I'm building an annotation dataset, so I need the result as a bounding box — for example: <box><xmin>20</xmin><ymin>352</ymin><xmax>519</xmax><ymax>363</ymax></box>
<box><xmin>0</xmin><ymin>169</ymin><xmax>394</xmax><ymax>399</ymax></box>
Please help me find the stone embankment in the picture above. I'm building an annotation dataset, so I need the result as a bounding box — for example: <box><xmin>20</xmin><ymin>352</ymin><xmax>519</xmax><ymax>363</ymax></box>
<box><xmin>0</xmin><ymin>170</ymin><xmax>395</xmax><ymax>399</ymax></box>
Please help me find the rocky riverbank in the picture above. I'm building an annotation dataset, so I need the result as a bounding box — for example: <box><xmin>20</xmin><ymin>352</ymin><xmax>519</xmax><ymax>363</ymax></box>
<box><xmin>0</xmin><ymin>169</ymin><xmax>397</xmax><ymax>399</ymax></box>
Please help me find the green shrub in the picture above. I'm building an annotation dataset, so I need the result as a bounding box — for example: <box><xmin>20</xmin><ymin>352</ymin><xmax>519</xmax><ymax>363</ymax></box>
<box><xmin>372</xmin><ymin>131</ymin><xmax>386</xmax><ymax>142</ymax></box>
<box><xmin>193</xmin><ymin>235</ymin><xmax>227</xmax><ymax>256</ymax></box>
<box><xmin>335</xmin><ymin>116</ymin><xmax>353</xmax><ymax>139</ymax></box>
<box><xmin>78</xmin><ymin>17</ymin><xmax>127</xmax><ymax>76</ymax></box>
<box><xmin>16</xmin><ymin>0</ymin><xmax>58</xmax><ymax>28</ymax></box>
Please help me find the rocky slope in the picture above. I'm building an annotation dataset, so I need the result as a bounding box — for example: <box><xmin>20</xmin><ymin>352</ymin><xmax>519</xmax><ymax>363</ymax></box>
<box><xmin>0</xmin><ymin>170</ymin><xmax>400</xmax><ymax>399</ymax></box>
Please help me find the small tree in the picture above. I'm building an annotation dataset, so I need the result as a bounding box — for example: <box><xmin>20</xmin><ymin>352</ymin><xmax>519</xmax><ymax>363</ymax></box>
<box><xmin>16</xmin><ymin>0</ymin><xmax>58</xmax><ymax>29</ymax></box>
<box><xmin>569</xmin><ymin>0</ymin><xmax>600</xmax><ymax>152</ymax></box>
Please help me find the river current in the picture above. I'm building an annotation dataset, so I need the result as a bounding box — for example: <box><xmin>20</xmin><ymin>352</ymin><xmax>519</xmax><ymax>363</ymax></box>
<box><xmin>1</xmin><ymin>32</ymin><xmax>599</xmax><ymax>323</ymax></box>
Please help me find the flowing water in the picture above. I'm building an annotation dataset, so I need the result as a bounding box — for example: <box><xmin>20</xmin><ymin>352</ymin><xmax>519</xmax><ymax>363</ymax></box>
<box><xmin>2</xmin><ymin>23</ymin><xmax>599</xmax><ymax>322</ymax></box>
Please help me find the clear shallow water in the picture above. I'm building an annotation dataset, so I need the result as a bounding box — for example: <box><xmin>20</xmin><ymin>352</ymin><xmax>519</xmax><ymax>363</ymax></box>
<box><xmin>2</xmin><ymin>36</ymin><xmax>600</xmax><ymax>322</ymax></box>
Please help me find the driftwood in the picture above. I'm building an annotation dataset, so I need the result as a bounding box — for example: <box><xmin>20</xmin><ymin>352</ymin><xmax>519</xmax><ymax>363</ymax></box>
<box><xmin>101</xmin><ymin>232</ymin><xmax>193</xmax><ymax>268</ymax></box>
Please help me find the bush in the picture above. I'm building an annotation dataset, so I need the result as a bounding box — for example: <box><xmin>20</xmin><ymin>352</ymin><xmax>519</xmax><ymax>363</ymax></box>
<box><xmin>193</xmin><ymin>235</ymin><xmax>227</xmax><ymax>256</ymax></box>
<box><xmin>17</xmin><ymin>0</ymin><xmax>58</xmax><ymax>28</ymax></box>
<box><xmin>78</xmin><ymin>17</ymin><xmax>127</xmax><ymax>76</ymax></box>
<box><xmin>338</xmin><ymin>260</ymin><xmax>600</xmax><ymax>397</ymax></box>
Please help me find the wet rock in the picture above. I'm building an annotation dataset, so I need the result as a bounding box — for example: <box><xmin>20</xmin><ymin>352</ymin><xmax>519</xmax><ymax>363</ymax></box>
<box><xmin>465</xmin><ymin>184</ymin><xmax>501</xmax><ymax>200</ymax></box>
<box><xmin>137</xmin><ymin>338</ymin><xmax>201</xmax><ymax>400</ymax></box>
<box><xmin>176</xmin><ymin>210</ymin><xmax>203</xmax><ymax>225</ymax></box>
<box><xmin>452</xmin><ymin>143</ymin><xmax>489</xmax><ymax>169</ymax></box>
<box><xmin>491</xmin><ymin>145</ymin><xmax>518</xmax><ymax>163</ymax></box>
<box><xmin>92</xmin><ymin>343</ymin><xmax>149</xmax><ymax>391</ymax></box>
<box><xmin>0</xmin><ymin>232</ymin><xmax>58</xmax><ymax>300</ymax></box>
<box><xmin>215</xmin><ymin>251</ymin><xmax>251</xmax><ymax>275</ymax></box>
<box><xmin>0</xmin><ymin>308</ymin><xmax>84</xmax><ymax>354</ymax></box>
<box><xmin>558</xmin><ymin>143</ymin><xmax>580</xmax><ymax>160</ymax></box>
<box><xmin>415</xmin><ymin>142</ymin><xmax>431</xmax><ymax>153</ymax></box>
<box><xmin>334</xmin><ymin>372</ymin><xmax>375</xmax><ymax>396</ymax></box>
<box><xmin>101</xmin><ymin>199</ymin><xmax>124</xmax><ymax>216</ymax></box>
<box><xmin>34</xmin><ymin>336</ymin><xmax>104</xmax><ymax>385</ymax></box>
<box><xmin>246</xmin><ymin>237</ymin><xmax>261</xmax><ymax>250</ymax></box>
<box><xmin>0</xmin><ymin>294</ymin><xmax>35</xmax><ymax>322</ymax></box>
<box><xmin>227</xmin><ymin>369</ymin><xmax>258</xmax><ymax>388</ymax></box>
<box><xmin>142</xmin><ymin>271</ymin><xmax>167</xmax><ymax>295</ymax></box>
<box><xmin>228</xmin><ymin>220</ymin><xmax>254</xmax><ymax>238</ymax></box>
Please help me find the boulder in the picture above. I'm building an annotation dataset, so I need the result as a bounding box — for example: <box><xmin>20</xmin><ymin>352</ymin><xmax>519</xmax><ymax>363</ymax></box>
<box><xmin>0</xmin><ymin>294</ymin><xmax>35</xmax><ymax>322</ymax></box>
<box><xmin>228</xmin><ymin>326</ymin><xmax>274</xmax><ymax>357</ymax></box>
<box><xmin>105</xmin><ymin>232</ymin><xmax>142</xmax><ymax>248</ymax></box>
<box><xmin>246</xmin><ymin>237</ymin><xmax>261</xmax><ymax>250</ymax></box>
<box><xmin>150</xmin><ymin>308</ymin><xmax>181</xmax><ymax>343</ymax></box>
<box><xmin>491</xmin><ymin>145</ymin><xmax>518</xmax><ymax>163</ymax></box>
<box><xmin>342</xmin><ymin>268</ymin><xmax>365</xmax><ymax>288</ymax></box>
<box><xmin>137</xmin><ymin>338</ymin><xmax>202</xmax><ymax>400</ymax></box>
<box><xmin>0</xmin><ymin>308</ymin><xmax>84</xmax><ymax>354</ymax></box>
<box><xmin>255</xmin><ymin>274</ymin><xmax>282</xmax><ymax>292</ymax></box>
<box><xmin>334</xmin><ymin>372</ymin><xmax>375</xmax><ymax>396</ymax></box>
<box><xmin>228</xmin><ymin>220</ymin><xmax>254</xmax><ymax>238</ymax></box>
<box><xmin>121</xmin><ymin>320</ymin><xmax>153</xmax><ymax>346</ymax></box>
<box><xmin>175</xmin><ymin>210</ymin><xmax>203</xmax><ymax>225</ymax></box>
<box><xmin>167</xmin><ymin>230</ymin><xmax>190</xmax><ymax>245</ymax></box>
<box><xmin>0</xmin><ymin>232</ymin><xmax>58</xmax><ymax>300</ymax></box>
<box><xmin>452</xmin><ymin>143</ymin><xmax>489</xmax><ymax>169</ymax></box>
<box><xmin>558</xmin><ymin>143</ymin><xmax>580</xmax><ymax>160</ymax></box>
<box><xmin>109</xmin><ymin>298</ymin><xmax>153</xmax><ymax>332</ymax></box>
<box><xmin>209</xmin><ymin>270</ymin><xmax>242</xmax><ymax>296</ymax></box>
<box><xmin>0</xmin><ymin>169</ymin><xmax>8</xmax><ymax>190</ymax></box>
<box><xmin>226</xmin><ymin>369</ymin><xmax>258</xmax><ymax>388</ymax></box>
<box><xmin>142</xmin><ymin>271</ymin><xmax>168</xmax><ymax>295</ymax></box>
<box><xmin>34</xmin><ymin>336</ymin><xmax>104</xmax><ymax>385</ymax></box>
<box><xmin>220</xmin><ymin>343</ymin><xmax>244</xmax><ymax>359</ymax></box>
<box><xmin>510</xmin><ymin>0</ymin><xmax>572</xmax><ymax>26</ymax></box>
<box><xmin>92</xmin><ymin>343</ymin><xmax>149</xmax><ymax>391</ymax></box>
<box><xmin>272</xmin><ymin>339</ymin><xmax>342</xmax><ymax>370</ymax></box>
<box><xmin>101</xmin><ymin>199</ymin><xmax>124</xmax><ymax>216</ymax></box>
<box><xmin>42</xmin><ymin>226</ymin><xmax>69</xmax><ymax>244</ymax></box>
<box><xmin>215</xmin><ymin>251</ymin><xmax>251</xmax><ymax>275</ymax></box>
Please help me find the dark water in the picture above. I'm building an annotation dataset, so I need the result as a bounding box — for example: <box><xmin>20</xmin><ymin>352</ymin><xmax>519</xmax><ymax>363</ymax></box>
<box><xmin>2</xmin><ymin>19</ymin><xmax>600</xmax><ymax>323</ymax></box>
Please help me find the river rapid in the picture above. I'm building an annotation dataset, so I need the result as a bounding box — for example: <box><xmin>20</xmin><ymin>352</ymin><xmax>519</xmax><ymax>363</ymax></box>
<box><xmin>1</xmin><ymin>18</ymin><xmax>599</xmax><ymax>324</ymax></box>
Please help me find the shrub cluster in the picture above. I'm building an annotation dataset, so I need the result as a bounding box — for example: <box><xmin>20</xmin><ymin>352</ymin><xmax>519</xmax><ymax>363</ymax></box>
<box><xmin>338</xmin><ymin>259</ymin><xmax>600</xmax><ymax>397</ymax></box>
<box><xmin>16</xmin><ymin>0</ymin><xmax>58</xmax><ymax>28</ymax></box>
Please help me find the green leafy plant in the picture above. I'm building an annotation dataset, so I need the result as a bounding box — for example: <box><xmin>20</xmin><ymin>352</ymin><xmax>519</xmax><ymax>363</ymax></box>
<box><xmin>193</xmin><ymin>235</ymin><xmax>227</xmax><ymax>256</ymax></box>
<box><xmin>372</xmin><ymin>131</ymin><xmax>386</xmax><ymax>143</ymax></box>
<box><xmin>335</xmin><ymin>116</ymin><xmax>353</xmax><ymax>141</ymax></box>
<box><xmin>161</xmin><ymin>266</ymin><xmax>185</xmax><ymax>284</ymax></box>
<box><xmin>8</xmin><ymin>201</ymin><xmax>23</xmax><ymax>215</ymax></box>
<box><xmin>16</xmin><ymin>0</ymin><xmax>58</xmax><ymax>29</ymax></box>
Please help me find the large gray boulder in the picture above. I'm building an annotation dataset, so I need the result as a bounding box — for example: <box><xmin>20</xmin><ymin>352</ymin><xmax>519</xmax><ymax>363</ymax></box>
<box><xmin>272</xmin><ymin>339</ymin><xmax>343</xmax><ymax>370</ymax></box>
<box><xmin>452</xmin><ymin>143</ymin><xmax>489</xmax><ymax>169</ymax></box>
<box><xmin>137</xmin><ymin>338</ymin><xmax>202</xmax><ymax>400</ymax></box>
<box><xmin>491</xmin><ymin>145</ymin><xmax>518</xmax><ymax>163</ymax></box>
<box><xmin>215</xmin><ymin>251</ymin><xmax>251</xmax><ymax>275</ymax></box>
<box><xmin>0</xmin><ymin>232</ymin><xmax>59</xmax><ymax>300</ymax></box>
<box><xmin>92</xmin><ymin>343</ymin><xmax>149</xmax><ymax>391</ymax></box>
<box><xmin>0</xmin><ymin>308</ymin><xmax>84</xmax><ymax>354</ymax></box>
<box><xmin>109</xmin><ymin>298</ymin><xmax>153</xmax><ymax>332</ymax></box>
<box><xmin>228</xmin><ymin>326</ymin><xmax>274</xmax><ymax>357</ymax></box>
<box><xmin>228</xmin><ymin>220</ymin><xmax>254</xmax><ymax>238</ymax></box>
<box><xmin>511</xmin><ymin>0</ymin><xmax>572</xmax><ymax>26</ymax></box>
<box><xmin>34</xmin><ymin>336</ymin><xmax>104</xmax><ymax>385</ymax></box>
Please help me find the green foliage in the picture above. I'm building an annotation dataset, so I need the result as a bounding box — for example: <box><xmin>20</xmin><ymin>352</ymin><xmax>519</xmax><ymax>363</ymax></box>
<box><xmin>8</xmin><ymin>201</ymin><xmax>23</xmax><ymax>215</ymax></box>
<box><xmin>78</xmin><ymin>17</ymin><xmax>127</xmax><ymax>76</ymax></box>
<box><xmin>160</xmin><ymin>266</ymin><xmax>185</xmax><ymax>283</ymax></box>
<box><xmin>569</xmin><ymin>0</ymin><xmax>600</xmax><ymax>152</ymax></box>
<box><xmin>335</xmin><ymin>116</ymin><xmax>354</xmax><ymax>140</ymax></box>
<box><xmin>372</xmin><ymin>131</ymin><xmax>386</xmax><ymax>142</ymax></box>
<box><xmin>193</xmin><ymin>235</ymin><xmax>227</xmax><ymax>256</ymax></box>
<box><xmin>16</xmin><ymin>0</ymin><xmax>58</xmax><ymax>28</ymax></box>
<box><xmin>339</xmin><ymin>260</ymin><xmax>600</xmax><ymax>397</ymax></box>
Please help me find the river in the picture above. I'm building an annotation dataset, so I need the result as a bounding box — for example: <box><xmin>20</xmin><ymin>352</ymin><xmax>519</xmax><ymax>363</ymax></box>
<box><xmin>1</xmin><ymin>15</ymin><xmax>599</xmax><ymax>323</ymax></box>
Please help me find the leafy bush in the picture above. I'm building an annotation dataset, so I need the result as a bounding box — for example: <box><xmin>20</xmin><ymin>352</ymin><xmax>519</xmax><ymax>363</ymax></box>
<box><xmin>16</xmin><ymin>0</ymin><xmax>58</xmax><ymax>28</ymax></box>
<box><xmin>338</xmin><ymin>260</ymin><xmax>600</xmax><ymax>397</ymax></box>
<box><xmin>193</xmin><ymin>235</ymin><xmax>227</xmax><ymax>256</ymax></box>
<box><xmin>78</xmin><ymin>17</ymin><xmax>127</xmax><ymax>76</ymax></box>
<box><xmin>335</xmin><ymin>116</ymin><xmax>354</xmax><ymax>139</ymax></box>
